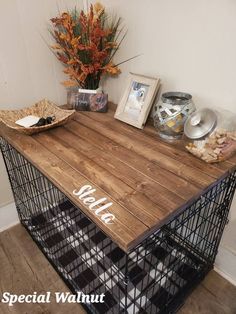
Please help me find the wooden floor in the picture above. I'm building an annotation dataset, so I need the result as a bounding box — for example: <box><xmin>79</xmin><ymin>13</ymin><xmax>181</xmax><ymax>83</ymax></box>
<box><xmin>0</xmin><ymin>225</ymin><xmax>235</xmax><ymax>314</ymax></box>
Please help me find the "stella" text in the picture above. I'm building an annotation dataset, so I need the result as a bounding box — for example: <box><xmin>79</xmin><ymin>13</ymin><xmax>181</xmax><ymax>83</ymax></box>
<box><xmin>73</xmin><ymin>185</ymin><xmax>115</xmax><ymax>224</ymax></box>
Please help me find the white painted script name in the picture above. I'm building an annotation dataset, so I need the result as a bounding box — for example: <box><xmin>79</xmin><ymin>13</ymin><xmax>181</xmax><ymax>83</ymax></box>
<box><xmin>73</xmin><ymin>185</ymin><xmax>115</xmax><ymax>224</ymax></box>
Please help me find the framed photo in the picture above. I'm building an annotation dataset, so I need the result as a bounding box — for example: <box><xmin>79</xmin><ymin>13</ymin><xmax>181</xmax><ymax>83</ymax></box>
<box><xmin>114</xmin><ymin>73</ymin><xmax>160</xmax><ymax>129</ymax></box>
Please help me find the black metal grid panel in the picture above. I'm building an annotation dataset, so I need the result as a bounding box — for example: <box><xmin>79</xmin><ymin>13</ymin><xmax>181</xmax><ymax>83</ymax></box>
<box><xmin>1</xmin><ymin>137</ymin><xmax>235</xmax><ymax>314</ymax></box>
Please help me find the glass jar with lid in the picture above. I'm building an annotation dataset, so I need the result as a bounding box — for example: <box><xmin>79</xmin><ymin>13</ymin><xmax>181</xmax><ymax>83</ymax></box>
<box><xmin>153</xmin><ymin>92</ymin><xmax>196</xmax><ymax>141</ymax></box>
<box><xmin>184</xmin><ymin>108</ymin><xmax>236</xmax><ymax>163</ymax></box>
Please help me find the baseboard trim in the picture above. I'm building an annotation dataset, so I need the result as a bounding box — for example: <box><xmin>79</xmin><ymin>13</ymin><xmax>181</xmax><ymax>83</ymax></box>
<box><xmin>214</xmin><ymin>266</ymin><xmax>236</xmax><ymax>287</ymax></box>
<box><xmin>215</xmin><ymin>244</ymin><xmax>236</xmax><ymax>287</ymax></box>
<box><xmin>0</xmin><ymin>202</ymin><xmax>19</xmax><ymax>232</ymax></box>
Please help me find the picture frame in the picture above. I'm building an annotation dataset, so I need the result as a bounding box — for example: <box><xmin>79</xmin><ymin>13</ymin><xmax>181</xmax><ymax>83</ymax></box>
<box><xmin>114</xmin><ymin>73</ymin><xmax>160</xmax><ymax>129</ymax></box>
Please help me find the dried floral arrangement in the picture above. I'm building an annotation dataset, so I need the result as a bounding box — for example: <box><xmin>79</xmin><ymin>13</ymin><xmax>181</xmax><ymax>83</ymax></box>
<box><xmin>50</xmin><ymin>2</ymin><xmax>132</xmax><ymax>90</ymax></box>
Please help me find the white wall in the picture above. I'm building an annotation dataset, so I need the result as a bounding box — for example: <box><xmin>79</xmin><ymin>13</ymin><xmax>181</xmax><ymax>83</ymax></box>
<box><xmin>0</xmin><ymin>0</ymin><xmax>235</xmax><ymax>282</ymax></box>
<box><xmin>0</xmin><ymin>203</ymin><xmax>18</xmax><ymax>232</ymax></box>
<box><xmin>101</xmin><ymin>0</ymin><xmax>236</xmax><ymax>113</ymax></box>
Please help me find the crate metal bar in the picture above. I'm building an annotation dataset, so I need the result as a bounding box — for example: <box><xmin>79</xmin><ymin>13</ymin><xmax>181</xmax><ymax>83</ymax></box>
<box><xmin>1</xmin><ymin>137</ymin><xmax>235</xmax><ymax>314</ymax></box>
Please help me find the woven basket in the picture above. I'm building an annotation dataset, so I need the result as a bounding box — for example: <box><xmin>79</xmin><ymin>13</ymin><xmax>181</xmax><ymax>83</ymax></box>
<box><xmin>0</xmin><ymin>99</ymin><xmax>75</xmax><ymax>135</ymax></box>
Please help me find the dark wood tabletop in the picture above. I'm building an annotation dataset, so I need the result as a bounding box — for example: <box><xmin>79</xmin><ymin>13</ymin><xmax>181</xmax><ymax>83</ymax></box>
<box><xmin>1</xmin><ymin>103</ymin><xmax>236</xmax><ymax>252</ymax></box>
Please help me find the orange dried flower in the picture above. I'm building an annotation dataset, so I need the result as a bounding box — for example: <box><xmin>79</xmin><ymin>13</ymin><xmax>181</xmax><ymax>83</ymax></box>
<box><xmin>103</xmin><ymin>62</ymin><xmax>121</xmax><ymax>75</ymax></box>
<box><xmin>49</xmin><ymin>2</ymin><xmax>131</xmax><ymax>89</ymax></box>
<box><xmin>94</xmin><ymin>2</ymin><xmax>104</xmax><ymax>15</ymax></box>
<box><xmin>62</xmin><ymin>80</ymin><xmax>78</xmax><ymax>87</ymax></box>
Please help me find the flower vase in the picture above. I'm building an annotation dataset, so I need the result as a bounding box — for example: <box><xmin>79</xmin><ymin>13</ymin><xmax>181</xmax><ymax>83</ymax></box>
<box><xmin>67</xmin><ymin>86</ymin><xmax>108</xmax><ymax>113</ymax></box>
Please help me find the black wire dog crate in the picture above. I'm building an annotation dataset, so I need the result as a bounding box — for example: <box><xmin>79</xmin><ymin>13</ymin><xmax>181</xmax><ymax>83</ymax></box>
<box><xmin>1</xmin><ymin>137</ymin><xmax>236</xmax><ymax>314</ymax></box>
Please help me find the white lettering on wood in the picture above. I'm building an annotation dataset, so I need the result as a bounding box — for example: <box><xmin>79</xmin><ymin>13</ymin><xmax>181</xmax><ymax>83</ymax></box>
<box><xmin>83</xmin><ymin>197</ymin><xmax>95</xmax><ymax>205</ymax></box>
<box><xmin>73</xmin><ymin>185</ymin><xmax>115</xmax><ymax>224</ymax></box>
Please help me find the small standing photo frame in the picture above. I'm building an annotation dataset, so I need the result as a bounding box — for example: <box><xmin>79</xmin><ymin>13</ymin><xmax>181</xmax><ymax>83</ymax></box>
<box><xmin>114</xmin><ymin>73</ymin><xmax>160</xmax><ymax>129</ymax></box>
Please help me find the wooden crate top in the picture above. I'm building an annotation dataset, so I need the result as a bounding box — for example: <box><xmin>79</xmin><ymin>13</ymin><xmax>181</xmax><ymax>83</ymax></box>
<box><xmin>1</xmin><ymin>104</ymin><xmax>236</xmax><ymax>252</ymax></box>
